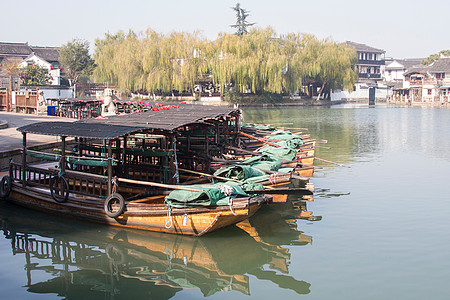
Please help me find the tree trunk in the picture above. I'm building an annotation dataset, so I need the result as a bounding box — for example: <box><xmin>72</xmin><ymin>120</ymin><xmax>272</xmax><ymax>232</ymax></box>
<box><xmin>316</xmin><ymin>82</ymin><xmax>327</xmax><ymax>101</ymax></box>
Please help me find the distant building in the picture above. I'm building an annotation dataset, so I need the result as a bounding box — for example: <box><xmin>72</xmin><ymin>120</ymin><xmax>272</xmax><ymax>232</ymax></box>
<box><xmin>0</xmin><ymin>42</ymin><xmax>72</xmax><ymax>102</ymax></box>
<box><xmin>0</xmin><ymin>42</ymin><xmax>32</xmax><ymax>64</ymax></box>
<box><xmin>400</xmin><ymin>57</ymin><xmax>450</xmax><ymax>103</ymax></box>
<box><xmin>346</xmin><ymin>41</ymin><xmax>385</xmax><ymax>80</ymax></box>
<box><xmin>381</xmin><ymin>58</ymin><xmax>423</xmax><ymax>101</ymax></box>
<box><xmin>1</xmin><ymin>42</ymin><xmax>64</xmax><ymax>87</ymax></box>
<box><xmin>383</xmin><ymin>58</ymin><xmax>423</xmax><ymax>83</ymax></box>
<box><xmin>331</xmin><ymin>41</ymin><xmax>387</xmax><ymax>102</ymax></box>
<box><xmin>0</xmin><ymin>42</ymin><xmax>32</xmax><ymax>89</ymax></box>
<box><xmin>19</xmin><ymin>47</ymin><xmax>62</xmax><ymax>85</ymax></box>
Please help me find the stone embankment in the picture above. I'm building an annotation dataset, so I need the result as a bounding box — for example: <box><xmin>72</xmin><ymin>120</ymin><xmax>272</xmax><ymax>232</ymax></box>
<box><xmin>388</xmin><ymin>100</ymin><xmax>450</xmax><ymax>107</ymax></box>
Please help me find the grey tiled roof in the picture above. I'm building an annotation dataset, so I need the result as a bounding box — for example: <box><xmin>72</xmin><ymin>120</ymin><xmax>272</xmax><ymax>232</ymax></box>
<box><xmin>405</xmin><ymin>58</ymin><xmax>450</xmax><ymax>75</ymax></box>
<box><xmin>30</xmin><ymin>46</ymin><xmax>60</xmax><ymax>62</ymax></box>
<box><xmin>0</xmin><ymin>42</ymin><xmax>32</xmax><ymax>56</ymax></box>
<box><xmin>427</xmin><ymin>58</ymin><xmax>450</xmax><ymax>73</ymax></box>
<box><xmin>385</xmin><ymin>58</ymin><xmax>423</xmax><ymax>70</ymax></box>
<box><xmin>344</xmin><ymin>41</ymin><xmax>385</xmax><ymax>53</ymax></box>
<box><xmin>0</xmin><ymin>42</ymin><xmax>60</xmax><ymax>63</ymax></box>
<box><xmin>400</xmin><ymin>58</ymin><xmax>424</xmax><ymax>69</ymax></box>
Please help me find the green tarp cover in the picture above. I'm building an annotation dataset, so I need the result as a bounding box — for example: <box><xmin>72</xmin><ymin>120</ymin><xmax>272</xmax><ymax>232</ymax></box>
<box><xmin>259</xmin><ymin>146</ymin><xmax>297</xmax><ymax>161</ymax></box>
<box><xmin>270</xmin><ymin>132</ymin><xmax>304</xmax><ymax>147</ymax></box>
<box><xmin>258</xmin><ymin>132</ymin><xmax>304</xmax><ymax>161</ymax></box>
<box><xmin>239</xmin><ymin>155</ymin><xmax>281</xmax><ymax>171</ymax></box>
<box><xmin>213</xmin><ymin>165</ymin><xmax>266</xmax><ymax>182</ymax></box>
<box><xmin>165</xmin><ymin>182</ymin><xmax>250</xmax><ymax>208</ymax></box>
<box><xmin>241</xmin><ymin>123</ymin><xmax>275</xmax><ymax>131</ymax></box>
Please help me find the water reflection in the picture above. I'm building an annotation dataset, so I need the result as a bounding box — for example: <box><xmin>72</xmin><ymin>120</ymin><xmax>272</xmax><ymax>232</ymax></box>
<box><xmin>0</xmin><ymin>200</ymin><xmax>314</xmax><ymax>298</ymax></box>
<box><xmin>243</xmin><ymin>106</ymin><xmax>450</xmax><ymax>163</ymax></box>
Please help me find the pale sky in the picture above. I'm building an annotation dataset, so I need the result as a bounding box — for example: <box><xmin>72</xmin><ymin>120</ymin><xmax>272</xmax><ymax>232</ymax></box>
<box><xmin>1</xmin><ymin>0</ymin><xmax>448</xmax><ymax>59</ymax></box>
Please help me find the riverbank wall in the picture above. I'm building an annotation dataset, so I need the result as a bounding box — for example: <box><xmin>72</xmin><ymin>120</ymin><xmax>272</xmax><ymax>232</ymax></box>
<box><xmin>388</xmin><ymin>100</ymin><xmax>450</xmax><ymax>108</ymax></box>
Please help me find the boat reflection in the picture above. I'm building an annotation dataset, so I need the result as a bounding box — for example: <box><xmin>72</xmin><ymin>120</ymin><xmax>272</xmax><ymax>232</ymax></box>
<box><xmin>0</xmin><ymin>201</ymin><xmax>312</xmax><ymax>298</ymax></box>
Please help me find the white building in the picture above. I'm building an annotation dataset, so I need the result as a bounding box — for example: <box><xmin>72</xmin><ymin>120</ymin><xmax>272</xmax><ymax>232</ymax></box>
<box><xmin>18</xmin><ymin>47</ymin><xmax>62</xmax><ymax>85</ymax></box>
<box><xmin>332</xmin><ymin>42</ymin><xmax>387</xmax><ymax>103</ymax></box>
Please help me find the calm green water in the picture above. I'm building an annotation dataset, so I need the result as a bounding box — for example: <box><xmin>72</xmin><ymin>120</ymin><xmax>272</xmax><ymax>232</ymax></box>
<box><xmin>1</xmin><ymin>104</ymin><xmax>450</xmax><ymax>299</ymax></box>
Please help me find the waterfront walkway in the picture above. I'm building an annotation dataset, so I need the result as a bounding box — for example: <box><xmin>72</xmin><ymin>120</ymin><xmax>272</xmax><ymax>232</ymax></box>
<box><xmin>0</xmin><ymin>112</ymin><xmax>75</xmax><ymax>170</ymax></box>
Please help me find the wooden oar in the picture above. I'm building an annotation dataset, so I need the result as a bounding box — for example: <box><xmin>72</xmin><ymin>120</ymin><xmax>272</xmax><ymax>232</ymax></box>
<box><xmin>117</xmin><ymin>177</ymin><xmax>204</xmax><ymax>192</ymax></box>
<box><xmin>311</xmin><ymin>139</ymin><xmax>328</xmax><ymax>143</ymax></box>
<box><xmin>238</xmin><ymin>131</ymin><xmax>281</xmax><ymax>147</ymax></box>
<box><xmin>256</xmin><ymin>168</ymin><xmax>310</xmax><ymax>181</ymax></box>
<box><xmin>244</xmin><ymin>187</ymin><xmax>313</xmax><ymax>195</ymax></box>
<box><xmin>225</xmin><ymin>145</ymin><xmax>264</xmax><ymax>156</ymax></box>
<box><xmin>315</xmin><ymin>157</ymin><xmax>351</xmax><ymax>168</ymax></box>
<box><xmin>297</xmin><ymin>162</ymin><xmax>322</xmax><ymax>169</ymax></box>
<box><xmin>177</xmin><ymin>167</ymin><xmax>243</xmax><ymax>183</ymax></box>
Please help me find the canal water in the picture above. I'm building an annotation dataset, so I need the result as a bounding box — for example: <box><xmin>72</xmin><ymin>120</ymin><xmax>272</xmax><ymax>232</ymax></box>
<box><xmin>1</xmin><ymin>104</ymin><xmax>449</xmax><ymax>299</ymax></box>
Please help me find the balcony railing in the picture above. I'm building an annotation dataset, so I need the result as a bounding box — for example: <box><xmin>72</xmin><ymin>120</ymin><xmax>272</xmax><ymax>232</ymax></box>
<box><xmin>358</xmin><ymin>59</ymin><xmax>385</xmax><ymax>66</ymax></box>
<box><xmin>359</xmin><ymin>73</ymin><xmax>381</xmax><ymax>79</ymax></box>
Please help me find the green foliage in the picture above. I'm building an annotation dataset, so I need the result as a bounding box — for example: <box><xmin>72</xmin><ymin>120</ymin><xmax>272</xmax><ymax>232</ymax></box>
<box><xmin>421</xmin><ymin>50</ymin><xmax>450</xmax><ymax>65</ymax></box>
<box><xmin>93</xmin><ymin>27</ymin><xmax>358</xmax><ymax>104</ymax></box>
<box><xmin>19</xmin><ymin>64</ymin><xmax>52</xmax><ymax>85</ymax></box>
<box><xmin>59</xmin><ymin>39</ymin><xmax>95</xmax><ymax>85</ymax></box>
<box><xmin>94</xmin><ymin>29</ymin><xmax>208</xmax><ymax>94</ymax></box>
<box><xmin>223</xmin><ymin>85</ymin><xmax>241</xmax><ymax>103</ymax></box>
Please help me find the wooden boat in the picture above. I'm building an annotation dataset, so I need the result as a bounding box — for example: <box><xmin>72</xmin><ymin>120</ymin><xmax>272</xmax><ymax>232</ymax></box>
<box><xmin>0</xmin><ymin>108</ymin><xmax>272</xmax><ymax>236</ymax></box>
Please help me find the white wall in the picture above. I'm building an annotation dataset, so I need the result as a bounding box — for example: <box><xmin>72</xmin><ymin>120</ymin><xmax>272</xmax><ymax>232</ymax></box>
<box><xmin>40</xmin><ymin>87</ymin><xmax>74</xmax><ymax>101</ymax></box>
<box><xmin>12</xmin><ymin>87</ymin><xmax>74</xmax><ymax>105</ymax></box>
<box><xmin>18</xmin><ymin>55</ymin><xmax>61</xmax><ymax>85</ymax></box>
<box><xmin>331</xmin><ymin>83</ymin><xmax>388</xmax><ymax>101</ymax></box>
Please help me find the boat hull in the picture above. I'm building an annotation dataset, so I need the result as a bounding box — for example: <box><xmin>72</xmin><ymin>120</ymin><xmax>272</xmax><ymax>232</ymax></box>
<box><xmin>6</xmin><ymin>182</ymin><xmax>263</xmax><ymax>236</ymax></box>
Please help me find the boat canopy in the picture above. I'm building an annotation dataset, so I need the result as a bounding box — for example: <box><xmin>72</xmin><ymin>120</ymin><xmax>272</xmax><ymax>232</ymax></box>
<box><xmin>17</xmin><ymin>121</ymin><xmax>147</xmax><ymax>140</ymax></box>
<box><xmin>79</xmin><ymin>105</ymin><xmax>239</xmax><ymax>131</ymax></box>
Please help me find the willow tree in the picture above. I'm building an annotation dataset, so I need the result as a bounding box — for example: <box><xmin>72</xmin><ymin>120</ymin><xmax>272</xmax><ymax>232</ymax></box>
<box><xmin>210</xmin><ymin>27</ymin><xmax>290</xmax><ymax>95</ymax></box>
<box><xmin>313</xmin><ymin>41</ymin><xmax>358</xmax><ymax>100</ymax></box>
<box><xmin>94</xmin><ymin>32</ymin><xmax>127</xmax><ymax>85</ymax></box>
<box><xmin>93</xmin><ymin>27</ymin><xmax>357</xmax><ymax>102</ymax></box>
<box><xmin>94</xmin><ymin>29</ymin><xmax>209</xmax><ymax>96</ymax></box>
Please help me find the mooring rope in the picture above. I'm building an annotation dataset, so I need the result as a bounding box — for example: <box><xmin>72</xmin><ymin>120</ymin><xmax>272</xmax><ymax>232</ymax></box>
<box><xmin>165</xmin><ymin>206</ymin><xmax>173</xmax><ymax>229</ymax></box>
<box><xmin>229</xmin><ymin>196</ymin><xmax>237</xmax><ymax>216</ymax></box>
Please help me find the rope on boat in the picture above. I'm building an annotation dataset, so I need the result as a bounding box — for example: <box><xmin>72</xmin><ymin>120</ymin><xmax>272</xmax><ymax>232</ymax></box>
<box><xmin>165</xmin><ymin>206</ymin><xmax>173</xmax><ymax>229</ymax></box>
<box><xmin>173</xmin><ymin>137</ymin><xmax>180</xmax><ymax>184</ymax></box>
<box><xmin>229</xmin><ymin>196</ymin><xmax>237</xmax><ymax>216</ymax></box>
<box><xmin>269</xmin><ymin>174</ymin><xmax>277</xmax><ymax>185</ymax></box>
<box><xmin>58</xmin><ymin>156</ymin><xmax>65</xmax><ymax>178</ymax></box>
<box><xmin>112</xmin><ymin>177</ymin><xmax>118</xmax><ymax>194</ymax></box>
<box><xmin>217</xmin><ymin>184</ymin><xmax>234</xmax><ymax>196</ymax></box>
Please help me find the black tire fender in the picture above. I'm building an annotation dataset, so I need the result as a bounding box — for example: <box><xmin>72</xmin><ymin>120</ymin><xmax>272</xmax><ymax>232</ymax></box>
<box><xmin>0</xmin><ymin>176</ymin><xmax>12</xmax><ymax>199</ymax></box>
<box><xmin>49</xmin><ymin>175</ymin><xmax>69</xmax><ymax>203</ymax></box>
<box><xmin>104</xmin><ymin>193</ymin><xmax>125</xmax><ymax>218</ymax></box>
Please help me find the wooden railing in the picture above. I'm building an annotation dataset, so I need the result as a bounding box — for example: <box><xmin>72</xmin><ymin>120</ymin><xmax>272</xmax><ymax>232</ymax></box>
<box><xmin>0</xmin><ymin>89</ymin><xmax>9</xmax><ymax>111</ymax></box>
<box><xmin>15</xmin><ymin>90</ymin><xmax>38</xmax><ymax>113</ymax></box>
<box><xmin>10</xmin><ymin>162</ymin><xmax>107</xmax><ymax>197</ymax></box>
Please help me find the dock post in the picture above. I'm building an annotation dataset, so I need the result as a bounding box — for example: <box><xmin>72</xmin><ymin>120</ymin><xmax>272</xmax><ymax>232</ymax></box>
<box><xmin>107</xmin><ymin>139</ymin><xmax>113</xmax><ymax>196</ymax></box>
<box><xmin>61</xmin><ymin>136</ymin><xmax>66</xmax><ymax>174</ymax></box>
<box><xmin>22</xmin><ymin>133</ymin><xmax>27</xmax><ymax>187</ymax></box>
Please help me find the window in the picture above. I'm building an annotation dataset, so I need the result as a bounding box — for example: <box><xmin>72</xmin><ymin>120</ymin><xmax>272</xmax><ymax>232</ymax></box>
<box><xmin>428</xmin><ymin>89</ymin><xmax>432</xmax><ymax>95</ymax></box>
